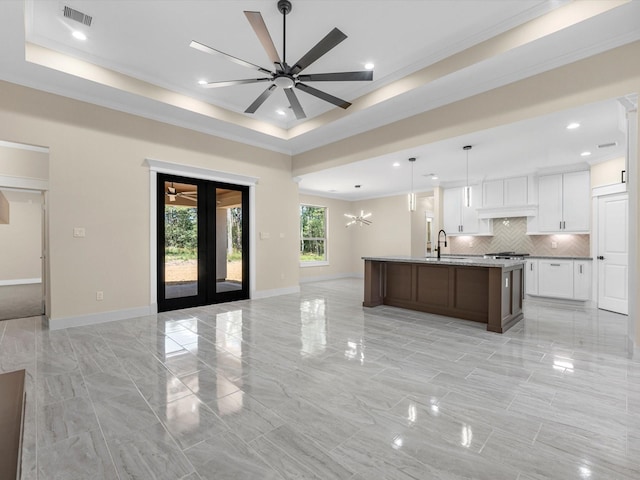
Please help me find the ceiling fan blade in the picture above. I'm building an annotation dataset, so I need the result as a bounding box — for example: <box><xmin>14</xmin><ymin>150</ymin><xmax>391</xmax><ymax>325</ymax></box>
<box><xmin>245</xmin><ymin>84</ymin><xmax>277</xmax><ymax>114</ymax></box>
<box><xmin>284</xmin><ymin>88</ymin><xmax>306</xmax><ymax>120</ymax></box>
<box><xmin>203</xmin><ymin>78</ymin><xmax>272</xmax><ymax>88</ymax></box>
<box><xmin>189</xmin><ymin>40</ymin><xmax>272</xmax><ymax>75</ymax></box>
<box><xmin>295</xmin><ymin>83</ymin><xmax>351</xmax><ymax>109</ymax></box>
<box><xmin>290</xmin><ymin>28</ymin><xmax>347</xmax><ymax>74</ymax></box>
<box><xmin>244</xmin><ymin>11</ymin><xmax>282</xmax><ymax>68</ymax></box>
<box><xmin>297</xmin><ymin>71</ymin><xmax>373</xmax><ymax>82</ymax></box>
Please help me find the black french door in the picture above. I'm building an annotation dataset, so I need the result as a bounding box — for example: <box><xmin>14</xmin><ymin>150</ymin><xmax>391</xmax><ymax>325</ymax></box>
<box><xmin>157</xmin><ymin>173</ymin><xmax>249</xmax><ymax>312</ymax></box>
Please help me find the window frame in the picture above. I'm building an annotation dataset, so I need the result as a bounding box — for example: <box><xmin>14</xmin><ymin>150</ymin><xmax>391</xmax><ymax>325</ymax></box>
<box><xmin>299</xmin><ymin>203</ymin><xmax>329</xmax><ymax>267</ymax></box>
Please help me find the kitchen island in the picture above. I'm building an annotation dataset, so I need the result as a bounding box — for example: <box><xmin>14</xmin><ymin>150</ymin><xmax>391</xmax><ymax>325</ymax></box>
<box><xmin>363</xmin><ymin>256</ymin><xmax>525</xmax><ymax>333</ymax></box>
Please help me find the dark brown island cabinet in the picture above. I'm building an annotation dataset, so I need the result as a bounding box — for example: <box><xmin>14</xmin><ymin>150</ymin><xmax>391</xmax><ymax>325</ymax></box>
<box><xmin>362</xmin><ymin>256</ymin><xmax>525</xmax><ymax>333</ymax></box>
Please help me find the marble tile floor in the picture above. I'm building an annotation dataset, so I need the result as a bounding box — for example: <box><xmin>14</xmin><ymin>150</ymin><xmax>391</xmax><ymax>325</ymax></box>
<box><xmin>1</xmin><ymin>278</ymin><xmax>639</xmax><ymax>479</ymax></box>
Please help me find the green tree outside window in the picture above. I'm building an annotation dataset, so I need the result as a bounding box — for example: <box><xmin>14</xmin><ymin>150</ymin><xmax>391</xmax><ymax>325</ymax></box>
<box><xmin>300</xmin><ymin>205</ymin><xmax>327</xmax><ymax>262</ymax></box>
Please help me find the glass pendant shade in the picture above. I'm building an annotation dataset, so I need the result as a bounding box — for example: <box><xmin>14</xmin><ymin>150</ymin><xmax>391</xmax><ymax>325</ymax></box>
<box><xmin>408</xmin><ymin>157</ymin><xmax>416</xmax><ymax>212</ymax></box>
<box><xmin>408</xmin><ymin>192</ymin><xmax>417</xmax><ymax>212</ymax></box>
<box><xmin>463</xmin><ymin>185</ymin><xmax>472</xmax><ymax>208</ymax></box>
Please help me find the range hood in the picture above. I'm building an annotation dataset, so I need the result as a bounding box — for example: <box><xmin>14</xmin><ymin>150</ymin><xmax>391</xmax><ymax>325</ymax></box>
<box><xmin>476</xmin><ymin>204</ymin><xmax>538</xmax><ymax>219</ymax></box>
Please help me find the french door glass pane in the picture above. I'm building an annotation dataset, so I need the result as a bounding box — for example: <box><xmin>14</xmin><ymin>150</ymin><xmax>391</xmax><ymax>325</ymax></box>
<box><xmin>216</xmin><ymin>188</ymin><xmax>243</xmax><ymax>293</ymax></box>
<box><xmin>164</xmin><ymin>181</ymin><xmax>198</xmax><ymax>299</ymax></box>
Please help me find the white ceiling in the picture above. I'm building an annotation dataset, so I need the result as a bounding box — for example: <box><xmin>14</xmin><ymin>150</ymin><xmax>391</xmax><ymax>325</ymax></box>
<box><xmin>1</xmin><ymin>1</ymin><xmax>639</xmax><ymax>200</ymax></box>
<box><xmin>298</xmin><ymin>97</ymin><xmax>629</xmax><ymax>200</ymax></box>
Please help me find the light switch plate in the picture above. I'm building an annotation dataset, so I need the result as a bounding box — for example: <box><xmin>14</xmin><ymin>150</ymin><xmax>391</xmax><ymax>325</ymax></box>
<box><xmin>73</xmin><ymin>227</ymin><xmax>86</xmax><ymax>238</ymax></box>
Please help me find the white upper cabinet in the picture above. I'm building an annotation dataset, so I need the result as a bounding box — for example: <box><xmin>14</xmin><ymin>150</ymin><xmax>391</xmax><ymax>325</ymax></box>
<box><xmin>443</xmin><ymin>185</ymin><xmax>491</xmax><ymax>235</ymax></box>
<box><xmin>482</xmin><ymin>179</ymin><xmax>504</xmax><ymax>208</ymax></box>
<box><xmin>504</xmin><ymin>176</ymin><xmax>528</xmax><ymax>206</ymax></box>
<box><xmin>562</xmin><ymin>171</ymin><xmax>591</xmax><ymax>231</ymax></box>
<box><xmin>482</xmin><ymin>176</ymin><xmax>528</xmax><ymax>208</ymax></box>
<box><xmin>537</xmin><ymin>171</ymin><xmax>590</xmax><ymax>233</ymax></box>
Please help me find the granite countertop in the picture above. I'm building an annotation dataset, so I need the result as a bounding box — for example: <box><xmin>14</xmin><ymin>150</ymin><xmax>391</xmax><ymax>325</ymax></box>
<box><xmin>361</xmin><ymin>255</ymin><xmax>526</xmax><ymax>268</ymax></box>
<box><xmin>438</xmin><ymin>254</ymin><xmax>593</xmax><ymax>261</ymax></box>
<box><xmin>527</xmin><ymin>255</ymin><xmax>593</xmax><ymax>261</ymax></box>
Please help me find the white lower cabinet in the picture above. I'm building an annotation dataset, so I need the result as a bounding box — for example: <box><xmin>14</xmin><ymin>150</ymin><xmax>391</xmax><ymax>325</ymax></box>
<box><xmin>538</xmin><ymin>260</ymin><xmax>574</xmax><ymax>299</ymax></box>
<box><xmin>526</xmin><ymin>258</ymin><xmax>591</xmax><ymax>301</ymax></box>
<box><xmin>573</xmin><ymin>261</ymin><xmax>591</xmax><ymax>301</ymax></box>
<box><xmin>525</xmin><ymin>259</ymin><xmax>538</xmax><ymax>296</ymax></box>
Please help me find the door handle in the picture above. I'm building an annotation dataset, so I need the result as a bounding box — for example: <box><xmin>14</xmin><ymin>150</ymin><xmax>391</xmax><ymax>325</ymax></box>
<box><xmin>597</xmin><ymin>256</ymin><xmax>605</xmax><ymax>260</ymax></box>
<box><xmin>550</xmin><ymin>263</ymin><xmax>561</xmax><ymax>266</ymax></box>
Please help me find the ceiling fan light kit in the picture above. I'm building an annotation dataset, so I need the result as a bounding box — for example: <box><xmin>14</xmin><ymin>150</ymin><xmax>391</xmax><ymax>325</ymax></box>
<box><xmin>190</xmin><ymin>0</ymin><xmax>373</xmax><ymax>119</ymax></box>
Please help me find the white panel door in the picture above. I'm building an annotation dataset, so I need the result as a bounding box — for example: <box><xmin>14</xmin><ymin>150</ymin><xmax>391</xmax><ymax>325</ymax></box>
<box><xmin>597</xmin><ymin>194</ymin><xmax>628</xmax><ymax>314</ymax></box>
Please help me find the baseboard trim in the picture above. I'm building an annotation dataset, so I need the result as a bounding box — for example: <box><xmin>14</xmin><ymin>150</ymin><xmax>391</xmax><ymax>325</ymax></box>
<box><xmin>47</xmin><ymin>305</ymin><xmax>154</xmax><ymax>331</ymax></box>
<box><xmin>251</xmin><ymin>285</ymin><xmax>300</xmax><ymax>299</ymax></box>
<box><xmin>524</xmin><ymin>296</ymin><xmax>594</xmax><ymax>309</ymax></box>
<box><xmin>299</xmin><ymin>273</ymin><xmax>361</xmax><ymax>284</ymax></box>
<box><xmin>0</xmin><ymin>278</ymin><xmax>41</xmax><ymax>286</ymax></box>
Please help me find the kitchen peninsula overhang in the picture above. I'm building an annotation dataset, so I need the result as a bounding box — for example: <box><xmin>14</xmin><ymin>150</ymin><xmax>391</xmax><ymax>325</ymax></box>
<box><xmin>362</xmin><ymin>256</ymin><xmax>525</xmax><ymax>333</ymax></box>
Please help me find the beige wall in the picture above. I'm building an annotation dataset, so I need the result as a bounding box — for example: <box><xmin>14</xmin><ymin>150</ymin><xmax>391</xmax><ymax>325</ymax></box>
<box><xmin>0</xmin><ymin>191</ymin><xmax>8</xmax><ymax>224</ymax></box>
<box><xmin>0</xmin><ymin>145</ymin><xmax>48</xmax><ymax>180</ymax></box>
<box><xmin>0</xmin><ymin>190</ymin><xmax>42</xmax><ymax>281</ymax></box>
<box><xmin>298</xmin><ymin>194</ymin><xmax>354</xmax><ymax>280</ymax></box>
<box><xmin>351</xmin><ymin>195</ymin><xmax>412</xmax><ymax>273</ymax></box>
<box><xmin>0</xmin><ymin>81</ymin><xmax>298</xmax><ymax>324</ymax></box>
<box><xmin>591</xmin><ymin>157</ymin><xmax>626</xmax><ymax>188</ymax></box>
<box><xmin>410</xmin><ymin>193</ymin><xmax>435</xmax><ymax>257</ymax></box>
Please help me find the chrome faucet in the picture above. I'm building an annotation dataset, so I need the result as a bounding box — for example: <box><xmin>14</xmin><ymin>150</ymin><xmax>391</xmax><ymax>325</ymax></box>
<box><xmin>436</xmin><ymin>229</ymin><xmax>447</xmax><ymax>259</ymax></box>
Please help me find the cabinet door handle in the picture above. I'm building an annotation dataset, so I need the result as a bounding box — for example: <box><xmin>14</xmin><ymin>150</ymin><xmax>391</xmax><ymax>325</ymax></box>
<box><xmin>563</xmin><ymin>221</ymin><xmax>566</xmax><ymax>229</ymax></box>
<box><xmin>560</xmin><ymin>221</ymin><xmax>562</xmax><ymax>230</ymax></box>
<box><xmin>579</xmin><ymin>265</ymin><xmax>583</xmax><ymax>274</ymax></box>
<box><xmin>597</xmin><ymin>256</ymin><xmax>605</xmax><ymax>260</ymax></box>
<box><xmin>550</xmin><ymin>263</ymin><xmax>561</xmax><ymax>266</ymax></box>
<box><xmin>530</xmin><ymin>263</ymin><xmax>533</xmax><ymax>271</ymax></box>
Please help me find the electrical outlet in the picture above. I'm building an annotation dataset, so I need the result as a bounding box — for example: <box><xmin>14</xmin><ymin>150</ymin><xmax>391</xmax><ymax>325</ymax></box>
<box><xmin>73</xmin><ymin>227</ymin><xmax>86</xmax><ymax>238</ymax></box>
<box><xmin>96</xmin><ymin>291</ymin><xmax>104</xmax><ymax>301</ymax></box>
<box><xmin>551</xmin><ymin>241</ymin><xmax>558</xmax><ymax>249</ymax></box>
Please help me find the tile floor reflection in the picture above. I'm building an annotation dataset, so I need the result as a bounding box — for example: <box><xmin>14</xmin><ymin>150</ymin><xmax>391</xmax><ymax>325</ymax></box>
<box><xmin>2</xmin><ymin>278</ymin><xmax>639</xmax><ymax>479</ymax></box>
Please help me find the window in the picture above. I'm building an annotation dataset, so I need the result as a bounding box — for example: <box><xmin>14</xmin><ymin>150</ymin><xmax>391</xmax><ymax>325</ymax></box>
<box><xmin>300</xmin><ymin>204</ymin><xmax>327</xmax><ymax>264</ymax></box>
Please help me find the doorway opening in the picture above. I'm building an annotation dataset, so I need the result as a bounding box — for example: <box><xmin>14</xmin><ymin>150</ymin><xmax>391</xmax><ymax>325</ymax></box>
<box><xmin>157</xmin><ymin>173</ymin><xmax>249</xmax><ymax>312</ymax></box>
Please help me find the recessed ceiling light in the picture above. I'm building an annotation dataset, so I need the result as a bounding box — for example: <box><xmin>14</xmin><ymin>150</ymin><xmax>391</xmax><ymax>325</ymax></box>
<box><xmin>276</xmin><ymin>109</ymin><xmax>286</xmax><ymax>116</ymax></box>
<box><xmin>197</xmin><ymin>79</ymin><xmax>207</xmax><ymax>85</ymax></box>
<box><xmin>72</xmin><ymin>31</ymin><xmax>87</xmax><ymax>41</ymax></box>
<box><xmin>364</xmin><ymin>62</ymin><xmax>374</xmax><ymax>70</ymax></box>
<box><xmin>580</xmin><ymin>151</ymin><xmax>592</xmax><ymax>157</ymax></box>
<box><xmin>392</xmin><ymin>162</ymin><xmax>400</xmax><ymax>167</ymax></box>
<box><xmin>566</xmin><ymin>122</ymin><xmax>580</xmax><ymax>130</ymax></box>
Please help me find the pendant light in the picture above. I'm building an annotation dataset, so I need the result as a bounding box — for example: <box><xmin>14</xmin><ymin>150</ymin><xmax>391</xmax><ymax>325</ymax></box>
<box><xmin>408</xmin><ymin>157</ymin><xmax>417</xmax><ymax>212</ymax></box>
<box><xmin>463</xmin><ymin>146</ymin><xmax>472</xmax><ymax>207</ymax></box>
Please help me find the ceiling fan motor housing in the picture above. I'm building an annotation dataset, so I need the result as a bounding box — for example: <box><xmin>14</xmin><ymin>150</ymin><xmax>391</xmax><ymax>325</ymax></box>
<box><xmin>277</xmin><ymin>0</ymin><xmax>292</xmax><ymax>15</ymax></box>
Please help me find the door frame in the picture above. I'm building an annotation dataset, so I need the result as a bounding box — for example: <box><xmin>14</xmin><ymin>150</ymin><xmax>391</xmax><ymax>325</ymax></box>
<box><xmin>146</xmin><ymin>159</ymin><xmax>257</xmax><ymax>313</ymax></box>
<box><xmin>0</xmin><ymin>182</ymin><xmax>49</xmax><ymax>320</ymax></box>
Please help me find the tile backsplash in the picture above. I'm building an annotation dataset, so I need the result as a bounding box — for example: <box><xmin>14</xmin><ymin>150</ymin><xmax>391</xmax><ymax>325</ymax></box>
<box><xmin>449</xmin><ymin>217</ymin><xmax>590</xmax><ymax>257</ymax></box>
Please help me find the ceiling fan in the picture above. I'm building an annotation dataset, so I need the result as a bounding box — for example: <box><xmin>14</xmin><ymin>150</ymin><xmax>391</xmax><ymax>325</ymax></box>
<box><xmin>166</xmin><ymin>183</ymin><xmax>197</xmax><ymax>203</ymax></box>
<box><xmin>190</xmin><ymin>0</ymin><xmax>373</xmax><ymax>119</ymax></box>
